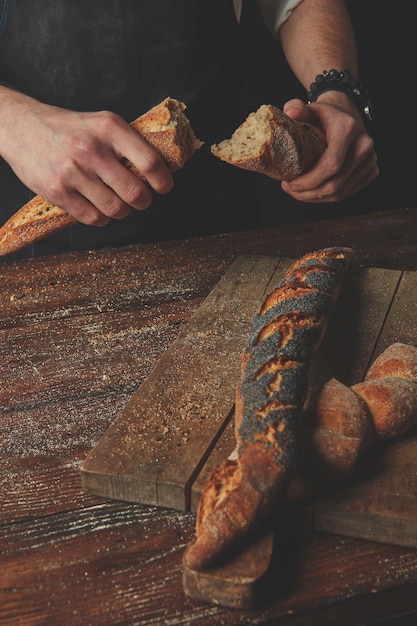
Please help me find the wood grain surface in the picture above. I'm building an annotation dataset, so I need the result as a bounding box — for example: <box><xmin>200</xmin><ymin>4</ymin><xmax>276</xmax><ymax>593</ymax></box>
<box><xmin>81</xmin><ymin>250</ymin><xmax>417</xmax><ymax>609</ymax></box>
<box><xmin>81</xmin><ymin>255</ymin><xmax>292</xmax><ymax>509</ymax></box>
<box><xmin>81</xmin><ymin>255</ymin><xmax>417</xmax><ymax>552</ymax></box>
<box><xmin>2</xmin><ymin>207</ymin><xmax>417</xmax><ymax>624</ymax></box>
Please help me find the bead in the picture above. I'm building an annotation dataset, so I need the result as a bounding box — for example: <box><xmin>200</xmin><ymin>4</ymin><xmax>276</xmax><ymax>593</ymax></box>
<box><xmin>306</xmin><ymin>69</ymin><xmax>374</xmax><ymax>122</ymax></box>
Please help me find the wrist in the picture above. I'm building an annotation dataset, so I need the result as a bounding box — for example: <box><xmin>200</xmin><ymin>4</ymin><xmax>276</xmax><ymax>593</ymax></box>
<box><xmin>307</xmin><ymin>69</ymin><xmax>374</xmax><ymax>123</ymax></box>
<box><xmin>313</xmin><ymin>89</ymin><xmax>361</xmax><ymax>120</ymax></box>
<box><xmin>0</xmin><ymin>88</ymin><xmax>43</xmax><ymax>160</ymax></box>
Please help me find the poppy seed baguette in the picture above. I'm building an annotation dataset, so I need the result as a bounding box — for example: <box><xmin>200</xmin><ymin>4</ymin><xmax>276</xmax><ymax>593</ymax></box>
<box><xmin>183</xmin><ymin>247</ymin><xmax>352</xmax><ymax>571</ymax></box>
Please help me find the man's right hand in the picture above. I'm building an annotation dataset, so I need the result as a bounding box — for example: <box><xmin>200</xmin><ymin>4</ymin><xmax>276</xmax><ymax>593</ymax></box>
<box><xmin>0</xmin><ymin>87</ymin><xmax>174</xmax><ymax>226</ymax></box>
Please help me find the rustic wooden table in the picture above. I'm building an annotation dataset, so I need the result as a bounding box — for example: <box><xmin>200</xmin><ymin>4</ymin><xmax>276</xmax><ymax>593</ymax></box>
<box><xmin>2</xmin><ymin>207</ymin><xmax>417</xmax><ymax>625</ymax></box>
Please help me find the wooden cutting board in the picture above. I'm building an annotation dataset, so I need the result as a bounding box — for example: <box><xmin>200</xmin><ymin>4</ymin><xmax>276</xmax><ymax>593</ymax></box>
<box><xmin>81</xmin><ymin>254</ymin><xmax>287</xmax><ymax>510</ymax></box>
<box><xmin>81</xmin><ymin>254</ymin><xmax>417</xmax><ymax>606</ymax></box>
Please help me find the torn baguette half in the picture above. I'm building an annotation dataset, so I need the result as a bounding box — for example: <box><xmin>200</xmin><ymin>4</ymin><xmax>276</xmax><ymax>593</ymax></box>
<box><xmin>211</xmin><ymin>104</ymin><xmax>326</xmax><ymax>182</ymax></box>
<box><xmin>0</xmin><ymin>97</ymin><xmax>203</xmax><ymax>257</ymax></box>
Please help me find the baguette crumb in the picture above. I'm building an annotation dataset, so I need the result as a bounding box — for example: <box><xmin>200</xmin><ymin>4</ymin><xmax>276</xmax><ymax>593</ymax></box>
<box><xmin>213</xmin><ymin>106</ymin><xmax>272</xmax><ymax>161</ymax></box>
<box><xmin>211</xmin><ymin>104</ymin><xmax>326</xmax><ymax>182</ymax></box>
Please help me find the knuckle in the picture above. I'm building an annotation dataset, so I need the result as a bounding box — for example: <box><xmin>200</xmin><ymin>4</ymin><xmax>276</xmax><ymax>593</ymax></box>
<box><xmin>82</xmin><ymin>211</ymin><xmax>110</xmax><ymax>227</ymax></box>
<box><xmin>122</xmin><ymin>181</ymin><xmax>141</xmax><ymax>205</ymax></box>
<box><xmin>124</xmin><ymin>181</ymin><xmax>153</xmax><ymax>209</ymax></box>
<box><xmin>156</xmin><ymin>175</ymin><xmax>174</xmax><ymax>194</ymax></box>
<box><xmin>66</xmin><ymin>134</ymin><xmax>97</xmax><ymax>162</ymax></box>
<box><xmin>344</xmin><ymin>116</ymin><xmax>357</xmax><ymax>133</ymax></box>
<box><xmin>133</xmin><ymin>153</ymin><xmax>173</xmax><ymax>194</ymax></box>
<box><xmin>323</xmin><ymin>181</ymin><xmax>339</xmax><ymax>197</ymax></box>
<box><xmin>42</xmin><ymin>176</ymin><xmax>69</xmax><ymax>206</ymax></box>
<box><xmin>322</xmin><ymin>155</ymin><xmax>341</xmax><ymax>178</ymax></box>
<box><xmin>362</xmin><ymin>134</ymin><xmax>376</xmax><ymax>155</ymax></box>
<box><xmin>93</xmin><ymin>110</ymin><xmax>121</xmax><ymax>134</ymax></box>
<box><xmin>137</xmin><ymin>187</ymin><xmax>153</xmax><ymax>210</ymax></box>
<box><xmin>102</xmin><ymin>197</ymin><xmax>125</xmax><ymax>218</ymax></box>
<box><xmin>82</xmin><ymin>213</ymin><xmax>100</xmax><ymax>226</ymax></box>
<box><xmin>139</xmin><ymin>149</ymin><xmax>162</xmax><ymax>176</ymax></box>
<box><xmin>64</xmin><ymin>112</ymin><xmax>121</xmax><ymax>162</ymax></box>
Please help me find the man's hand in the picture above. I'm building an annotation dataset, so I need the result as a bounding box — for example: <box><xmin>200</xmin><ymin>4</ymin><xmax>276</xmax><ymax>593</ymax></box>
<box><xmin>281</xmin><ymin>95</ymin><xmax>379</xmax><ymax>203</ymax></box>
<box><xmin>0</xmin><ymin>88</ymin><xmax>173</xmax><ymax>226</ymax></box>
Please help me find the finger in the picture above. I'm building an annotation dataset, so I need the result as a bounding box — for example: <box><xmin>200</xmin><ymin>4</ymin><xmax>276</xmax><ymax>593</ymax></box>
<box><xmin>58</xmin><ymin>162</ymin><xmax>152</xmax><ymax>222</ymax></box>
<box><xmin>95</xmin><ymin>158</ymin><xmax>155</xmax><ymax>213</ymax></box>
<box><xmin>113</xmin><ymin>126</ymin><xmax>174</xmax><ymax>194</ymax></box>
<box><xmin>285</xmin><ymin>130</ymin><xmax>376</xmax><ymax>199</ymax></box>
<box><xmin>93</xmin><ymin>112</ymin><xmax>174</xmax><ymax>195</ymax></box>
<box><xmin>39</xmin><ymin>168</ymin><xmax>119</xmax><ymax>226</ymax></box>
<box><xmin>323</xmin><ymin>155</ymin><xmax>379</xmax><ymax>202</ymax></box>
<box><xmin>282</xmin><ymin>151</ymin><xmax>378</xmax><ymax>204</ymax></box>
<box><xmin>57</xmin><ymin>190</ymin><xmax>112</xmax><ymax>227</ymax></box>
<box><xmin>287</xmin><ymin>107</ymin><xmax>364</xmax><ymax>193</ymax></box>
<box><xmin>282</xmin><ymin>98</ymin><xmax>308</xmax><ymax>123</ymax></box>
<box><xmin>327</xmin><ymin>148</ymin><xmax>379</xmax><ymax>200</ymax></box>
<box><xmin>285</xmin><ymin>139</ymin><xmax>348</xmax><ymax>194</ymax></box>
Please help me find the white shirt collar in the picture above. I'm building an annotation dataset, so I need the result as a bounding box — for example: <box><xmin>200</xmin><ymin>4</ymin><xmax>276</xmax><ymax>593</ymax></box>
<box><xmin>233</xmin><ymin>0</ymin><xmax>304</xmax><ymax>37</ymax></box>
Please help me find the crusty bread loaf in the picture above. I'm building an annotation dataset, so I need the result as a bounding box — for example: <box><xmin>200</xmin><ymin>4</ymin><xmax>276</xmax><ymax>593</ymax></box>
<box><xmin>0</xmin><ymin>97</ymin><xmax>202</xmax><ymax>257</ymax></box>
<box><xmin>352</xmin><ymin>378</ymin><xmax>417</xmax><ymax>440</ymax></box>
<box><xmin>352</xmin><ymin>342</ymin><xmax>417</xmax><ymax>440</ymax></box>
<box><xmin>183</xmin><ymin>247</ymin><xmax>352</xmax><ymax>571</ymax></box>
<box><xmin>128</xmin><ymin>97</ymin><xmax>203</xmax><ymax>175</ymax></box>
<box><xmin>211</xmin><ymin>104</ymin><xmax>326</xmax><ymax>182</ymax></box>
<box><xmin>287</xmin><ymin>377</ymin><xmax>373</xmax><ymax>501</ymax></box>
<box><xmin>288</xmin><ymin>342</ymin><xmax>417</xmax><ymax>501</ymax></box>
<box><xmin>365</xmin><ymin>342</ymin><xmax>417</xmax><ymax>382</ymax></box>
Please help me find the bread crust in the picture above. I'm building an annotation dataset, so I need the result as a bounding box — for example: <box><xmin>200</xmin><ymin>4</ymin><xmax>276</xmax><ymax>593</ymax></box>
<box><xmin>183</xmin><ymin>247</ymin><xmax>352</xmax><ymax>571</ymax></box>
<box><xmin>211</xmin><ymin>105</ymin><xmax>326</xmax><ymax>182</ymax></box>
<box><xmin>365</xmin><ymin>342</ymin><xmax>417</xmax><ymax>383</ymax></box>
<box><xmin>352</xmin><ymin>377</ymin><xmax>417</xmax><ymax>439</ymax></box>
<box><xmin>130</xmin><ymin>97</ymin><xmax>202</xmax><ymax>173</ymax></box>
<box><xmin>183</xmin><ymin>269</ymin><xmax>417</xmax><ymax>571</ymax></box>
<box><xmin>0</xmin><ymin>97</ymin><xmax>202</xmax><ymax>257</ymax></box>
<box><xmin>0</xmin><ymin>196</ymin><xmax>78</xmax><ymax>257</ymax></box>
<box><xmin>287</xmin><ymin>378</ymin><xmax>371</xmax><ymax>500</ymax></box>
<box><xmin>289</xmin><ymin>343</ymin><xmax>417</xmax><ymax>500</ymax></box>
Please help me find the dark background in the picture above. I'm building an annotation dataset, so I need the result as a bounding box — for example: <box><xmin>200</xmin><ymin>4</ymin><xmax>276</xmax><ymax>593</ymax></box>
<box><xmin>240</xmin><ymin>1</ymin><xmax>416</xmax><ymax>225</ymax></box>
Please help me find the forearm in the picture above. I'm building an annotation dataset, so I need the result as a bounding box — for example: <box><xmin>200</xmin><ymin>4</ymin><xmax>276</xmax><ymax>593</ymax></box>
<box><xmin>277</xmin><ymin>1</ymin><xmax>378</xmax><ymax>204</ymax></box>
<box><xmin>279</xmin><ymin>0</ymin><xmax>358</xmax><ymax>89</ymax></box>
<box><xmin>0</xmin><ymin>85</ymin><xmax>45</xmax><ymax>161</ymax></box>
<box><xmin>0</xmin><ymin>85</ymin><xmax>173</xmax><ymax>224</ymax></box>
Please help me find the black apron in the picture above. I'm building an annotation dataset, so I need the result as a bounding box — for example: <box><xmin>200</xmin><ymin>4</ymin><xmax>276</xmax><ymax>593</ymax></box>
<box><xmin>0</xmin><ymin>0</ymin><xmax>257</xmax><ymax>258</ymax></box>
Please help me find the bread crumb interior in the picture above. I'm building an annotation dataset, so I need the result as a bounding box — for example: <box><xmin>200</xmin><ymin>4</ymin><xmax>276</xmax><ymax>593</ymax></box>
<box><xmin>213</xmin><ymin>105</ymin><xmax>272</xmax><ymax>159</ymax></box>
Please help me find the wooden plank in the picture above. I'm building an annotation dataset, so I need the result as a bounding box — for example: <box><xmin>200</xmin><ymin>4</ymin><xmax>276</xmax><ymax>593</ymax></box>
<box><xmin>182</xmin><ymin>501</ymin><xmax>315</xmax><ymax>609</ymax></box>
<box><xmin>315</xmin><ymin>269</ymin><xmax>417</xmax><ymax>546</ymax></box>
<box><xmin>314</xmin><ymin>433</ymin><xmax>417</xmax><ymax>548</ymax></box>
<box><xmin>373</xmin><ymin>269</ymin><xmax>417</xmax><ymax>352</ymax></box>
<box><xmin>183</xmin><ymin>525</ymin><xmax>277</xmax><ymax>610</ymax></box>
<box><xmin>81</xmin><ymin>255</ymin><xmax>289</xmax><ymax>510</ymax></box>
<box><xmin>309</xmin><ymin>265</ymin><xmax>402</xmax><ymax>389</ymax></box>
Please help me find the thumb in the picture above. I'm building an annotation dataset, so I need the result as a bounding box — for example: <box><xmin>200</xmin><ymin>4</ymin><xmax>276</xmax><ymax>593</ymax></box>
<box><xmin>283</xmin><ymin>98</ymin><xmax>310</xmax><ymax>123</ymax></box>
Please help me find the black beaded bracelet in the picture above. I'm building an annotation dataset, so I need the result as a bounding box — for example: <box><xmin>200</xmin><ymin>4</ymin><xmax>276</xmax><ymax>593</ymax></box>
<box><xmin>307</xmin><ymin>69</ymin><xmax>374</xmax><ymax>123</ymax></box>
